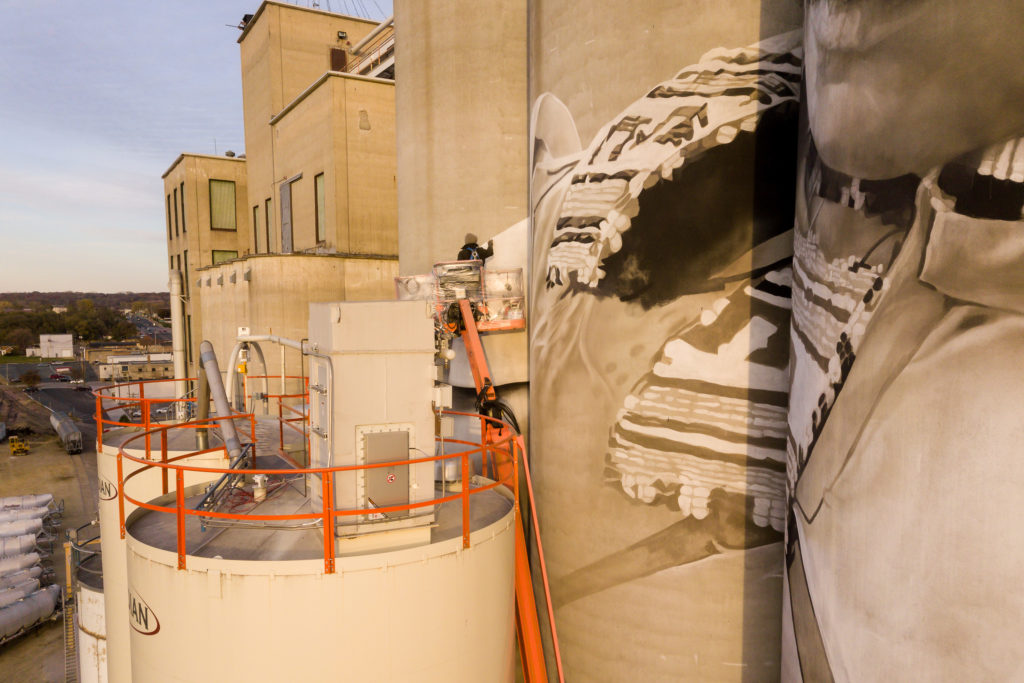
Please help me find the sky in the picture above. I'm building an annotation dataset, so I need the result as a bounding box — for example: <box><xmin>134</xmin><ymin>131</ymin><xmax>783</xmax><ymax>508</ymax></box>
<box><xmin>0</xmin><ymin>0</ymin><xmax>390</xmax><ymax>293</ymax></box>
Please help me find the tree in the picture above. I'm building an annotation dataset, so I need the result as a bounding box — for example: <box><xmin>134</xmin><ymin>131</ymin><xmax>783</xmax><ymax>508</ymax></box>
<box><xmin>21</xmin><ymin>370</ymin><xmax>40</xmax><ymax>388</ymax></box>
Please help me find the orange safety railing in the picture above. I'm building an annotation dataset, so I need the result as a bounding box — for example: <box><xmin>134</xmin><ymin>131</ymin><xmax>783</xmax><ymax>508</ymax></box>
<box><xmin>114</xmin><ymin>409</ymin><xmax>519</xmax><ymax>574</ymax></box>
<box><xmin>93</xmin><ymin>377</ymin><xmax>200</xmax><ymax>453</ymax></box>
<box><xmin>96</xmin><ymin>378</ymin><xmax>563</xmax><ymax>681</ymax></box>
<box><xmin>242</xmin><ymin>375</ymin><xmax>310</xmax><ymax>462</ymax></box>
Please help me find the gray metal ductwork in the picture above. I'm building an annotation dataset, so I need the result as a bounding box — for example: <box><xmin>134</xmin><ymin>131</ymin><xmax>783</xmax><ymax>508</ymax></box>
<box><xmin>199</xmin><ymin>341</ymin><xmax>242</xmax><ymax>461</ymax></box>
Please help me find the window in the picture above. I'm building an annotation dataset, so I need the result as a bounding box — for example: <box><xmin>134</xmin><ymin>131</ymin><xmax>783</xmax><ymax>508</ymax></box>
<box><xmin>264</xmin><ymin>197</ymin><xmax>272</xmax><ymax>253</ymax></box>
<box><xmin>180</xmin><ymin>182</ymin><xmax>186</xmax><ymax>233</ymax></box>
<box><xmin>183</xmin><ymin>250</ymin><xmax>189</xmax><ymax>296</ymax></box>
<box><xmin>212</xmin><ymin>250</ymin><xmax>238</xmax><ymax>265</ymax></box>
<box><xmin>176</xmin><ymin>254</ymin><xmax>181</xmax><ymax>274</ymax></box>
<box><xmin>165</xmin><ymin>195</ymin><xmax>172</xmax><ymax>240</ymax></box>
<box><xmin>315</xmin><ymin>173</ymin><xmax>326</xmax><ymax>243</ymax></box>
<box><xmin>173</xmin><ymin>187</ymin><xmax>179</xmax><ymax>236</ymax></box>
<box><xmin>209</xmin><ymin>179</ymin><xmax>237</xmax><ymax>231</ymax></box>
<box><xmin>253</xmin><ymin>206</ymin><xmax>260</xmax><ymax>253</ymax></box>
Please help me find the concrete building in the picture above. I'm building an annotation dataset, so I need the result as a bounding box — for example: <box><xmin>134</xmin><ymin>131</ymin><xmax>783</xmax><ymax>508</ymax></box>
<box><xmin>26</xmin><ymin>333</ymin><xmax>75</xmax><ymax>358</ymax></box>
<box><xmin>162</xmin><ymin>153</ymin><xmax>250</xmax><ymax>375</ymax></box>
<box><xmin>162</xmin><ymin>2</ymin><xmax>399</xmax><ymax>383</ymax></box>
<box><xmin>97</xmin><ymin>359</ymin><xmax>174</xmax><ymax>382</ymax></box>
<box><xmin>394</xmin><ymin>0</ymin><xmax>527</xmax><ymax>275</ymax></box>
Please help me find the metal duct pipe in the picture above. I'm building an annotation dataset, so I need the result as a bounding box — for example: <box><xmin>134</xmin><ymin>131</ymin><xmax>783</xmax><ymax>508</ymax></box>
<box><xmin>0</xmin><ymin>585</ymin><xmax>59</xmax><ymax>639</ymax></box>
<box><xmin>0</xmin><ymin>536</ymin><xmax>37</xmax><ymax>559</ymax></box>
<box><xmin>0</xmin><ymin>567</ymin><xmax>42</xmax><ymax>589</ymax></box>
<box><xmin>0</xmin><ymin>519</ymin><xmax>42</xmax><ymax>539</ymax></box>
<box><xmin>0</xmin><ymin>494</ymin><xmax>53</xmax><ymax>509</ymax></box>
<box><xmin>199</xmin><ymin>341</ymin><xmax>242</xmax><ymax>461</ymax></box>
<box><xmin>0</xmin><ymin>580</ymin><xmax>40</xmax><ymax>609</ymax></box>
<box><xmin>169</xmin><ymin>270</ymin><xmax>188</xmax><ymax>419</ymax></box>
<box><xmin>350</xmin><ymin>14</ymin><xmax>394</xmax><ymax>55</ymax></box>
<box><xmin>0</xmin><ymin>508</ymin><xmax>49</xmax><ymax>524</ymax></box>
<box><xmin>196</xmin><ymin>363</ymin><xmax>210</xmax><ymax>450</ymax></box>
<box><xmin>225</xmin><ymin>335</ymin><xmax>301</xmax><ymax>407</ymax></box>
<box><xmin>0</xmin><ymin>553</ymin><xmax>39</xmax><ymax>575</ymax></box>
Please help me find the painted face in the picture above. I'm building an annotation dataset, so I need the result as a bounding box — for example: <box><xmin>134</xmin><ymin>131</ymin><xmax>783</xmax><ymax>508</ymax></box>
<box><xmin>806</xmin><ymin>0</ymin><xmax>1024</xmax><ymax>178</ymax></box>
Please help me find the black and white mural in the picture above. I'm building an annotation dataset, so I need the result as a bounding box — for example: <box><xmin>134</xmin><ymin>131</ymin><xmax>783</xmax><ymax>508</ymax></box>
<box><xmin>530</xmin><ymin>22</ymin><xmax>803</xmax><ymax>679</ymax></box>
<box><xmin>785</xmin><ymin>1</ymin><xmax>1024</xmax><ymax>680</ymax></box>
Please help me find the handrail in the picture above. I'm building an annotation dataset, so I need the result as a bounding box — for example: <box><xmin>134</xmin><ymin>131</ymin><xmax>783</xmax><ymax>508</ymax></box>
<box><xmin>114</xmin><ymin>410</ymin><xmax>519</xmax><ymax>574</ymax></box>
<box><xmin>346</xmin><ymin>23</ymin><xmax>394</xmax><ymax>75</ymax></box>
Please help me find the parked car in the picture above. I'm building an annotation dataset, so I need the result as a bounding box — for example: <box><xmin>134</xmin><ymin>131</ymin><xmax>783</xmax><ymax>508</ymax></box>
<box><xmin>49</xmin><ymin>374</ymin><xmax>61</xmax><ymax>380</ymax></box>
<box><xmin>74</xmin><ymin>385</ymin><xmax>92</xmax><ymax>392</ymax></box>
<box><xmin>70</xmin><ymin>378</ymin><xmax>84</xmax><ymax>384</ymax></box>
<box><xmin>56</xmin><ymin>375</ymin><xmax>70</xmax><ymax>382</ymax></box>
<box><xmin>23</xmin><ymin>386</ymin><xmax>39</xmax><ymax>393</ymax></box>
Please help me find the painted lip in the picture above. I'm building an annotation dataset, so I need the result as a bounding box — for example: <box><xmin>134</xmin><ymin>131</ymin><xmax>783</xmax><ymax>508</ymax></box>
<box><xmin>807</xmin><ymin>0</ymin><xmax>931</xmax><ymax>52</ymax></box>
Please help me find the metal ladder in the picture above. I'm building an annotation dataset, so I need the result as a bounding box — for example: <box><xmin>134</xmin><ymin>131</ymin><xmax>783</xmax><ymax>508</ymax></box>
<box><xmin>62</xmin><ymin>541</ymin><xmax>78</xmax><ymax>683</ymax></box>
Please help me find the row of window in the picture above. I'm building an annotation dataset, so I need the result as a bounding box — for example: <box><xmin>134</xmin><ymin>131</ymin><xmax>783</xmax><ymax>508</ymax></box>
<box><xmin>165</xmin><ymin>179</ymin><xmax>237</xmax><ymax>241</ymax></box>
<box><xmin>251</xmin><ymin>172</ymin><xmax>326</xmax><ymax>254</ymax></box>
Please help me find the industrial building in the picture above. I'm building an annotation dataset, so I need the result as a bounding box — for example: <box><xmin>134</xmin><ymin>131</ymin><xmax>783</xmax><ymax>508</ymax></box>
<box><xmin>161</xmin><ymin>1</ymin><xmax>397</xmax><ymax>386</ymax></box>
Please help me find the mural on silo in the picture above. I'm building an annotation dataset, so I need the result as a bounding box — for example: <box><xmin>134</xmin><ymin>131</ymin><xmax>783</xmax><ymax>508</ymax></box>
<box><xmin>785</xmin><ymin>1</ymin><xmax>1024</xmax><ymax>680</ymax></box>
<box><xmin>530</xmin><ymin>22</ymin><xmax>802</xmax><ymax>680</ymax></box>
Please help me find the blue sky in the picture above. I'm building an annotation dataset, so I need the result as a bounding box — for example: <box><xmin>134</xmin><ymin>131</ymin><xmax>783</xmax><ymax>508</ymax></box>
<box><xmin>0</xmin><ymin>0</ymin><xmax>390</xmax><ymax>293</ymax></box>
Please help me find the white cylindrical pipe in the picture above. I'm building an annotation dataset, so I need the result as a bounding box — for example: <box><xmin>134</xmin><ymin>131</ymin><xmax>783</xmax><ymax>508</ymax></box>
<box><xmin>0</xmin><ymin>535</ymin><xmax>37</xmax><ymax>558</ymax></box>
<box><xmin>0</xmin><ymin>579</ymin><xmax>41</xmax><ymax>608</ymax></box>
<box><xmin>199</xmin><ymin>341</ymin><xmax>242</xmax><ymax>461</ymax></box>
<box><xmin>0</xmin><ymin>519</ymin><xmax>42</xmax><ymax>539</ymax></box>
<box><xmin>169</xmin><ymin>270</ymin><xmax>188</xmax><ymax>421</ymax></box>
<box><xmin>0</xmin><ymin>553</ymin><xmax>40</xmax><ymax>575</ymax></box>
<box><xmin>0</xmin><ymin>585</ymin><xmax>59</xmax><ymax>639</ymax></box>
<box><xmin>0</xmin><ymin>494</ymin><xmax>53</xmax><ymax>509</ymax></box>
<box><xmin>0</xmin><ymin>567</ymin><xmax>42</xmax><ymax>588</ymax></box>
<box><xmin>0</xmin><ymin>507</ymin><xmax>49</xmax><ymax>524</ymax></box>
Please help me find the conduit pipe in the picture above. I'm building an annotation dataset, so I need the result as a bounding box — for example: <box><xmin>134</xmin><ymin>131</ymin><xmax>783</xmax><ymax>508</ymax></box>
<box><xmin>169</xmin><ymin>270</ymin><xmax>188</xmax><ymax>419</ymax></box>
<box><xmin>199</xmin><ymin>341</ymin><xmax>243</xmax><ymax>461</ymax></box>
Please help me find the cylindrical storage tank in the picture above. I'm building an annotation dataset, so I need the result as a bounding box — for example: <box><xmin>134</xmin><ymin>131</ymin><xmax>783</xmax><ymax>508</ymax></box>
<box><xmin>0</xmin><ymin>552</ymin><xmax>40</xmax><ymax>575</ymax></box>
<box><xmin>0</xmin><ymin>535</ymin><xmax>37</xmax><ymax>558</ymax></box>
<box><xmin>0</xmin><ymin>585</ymin><xmax>59</xmax><ymax>638</ymax></box>
<box><xmin>124</xmin><ymin>485</ymin><xmax>516</xmax><ymax>682</ymax></box>
<box><xmin>0</xmin><ymin>519</ymin><xmax>43</xmax><ymax>538</ymax></box>
<box><xmin>0</xmin><ymin>494</ymin><xmax>53</xmax><ymax>509</ymax></box>
<box><xmin>96</xmin><ymin>431</ymin><xmax>227</xmax><ymax>683</ymax></box>
<box><xmin>528</xmin><ymin>2</ymin><xmax>803</xmax><ymax>680</ymax></box>
<box><xmin>77</xmin><ymin>578</ymin><xmax>107</xmax><ymax>683</ymax></box>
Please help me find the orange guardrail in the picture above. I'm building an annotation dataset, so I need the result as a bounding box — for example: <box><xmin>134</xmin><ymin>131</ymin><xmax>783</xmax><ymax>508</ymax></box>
<box><xmin>113</xmin><ymin>410</ymin><xmax>519</xmax><ymax>575</ymax></box>
<box><xmin>243</xmin><ymin>375</ymin><xmax>310</xmax><ymax>460</ymax></box>
<box><xmin>93</xmin><ymin>377</ymin><xmax>199</xmax><ymax>453</ymax></box>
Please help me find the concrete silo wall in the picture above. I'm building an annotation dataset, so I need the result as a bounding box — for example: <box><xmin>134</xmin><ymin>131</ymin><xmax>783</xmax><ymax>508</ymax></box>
<box><xmin>528</xmin><ymin>2</ymin><xmax>802</xmax><ymax>680</ymax></box>
<box><xmin>784</xmin><ymin>2</ymin><xmax>1024</xmax><ymax>680</ymax></box>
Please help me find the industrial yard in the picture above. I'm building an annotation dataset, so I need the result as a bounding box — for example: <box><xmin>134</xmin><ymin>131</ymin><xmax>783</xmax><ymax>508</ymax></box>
<box><xmin>0</xmin><ymin>382</ymin><xmax>97</xmax><ymax>681</ymax></box>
